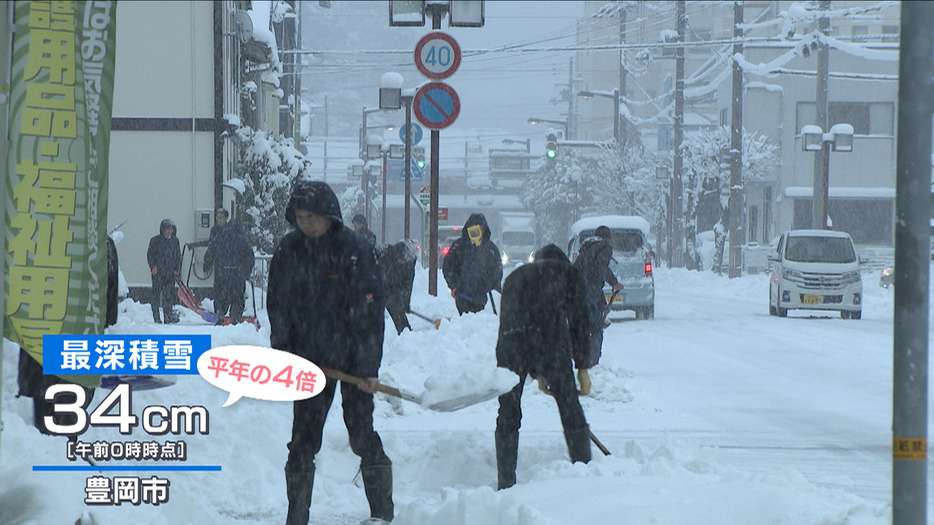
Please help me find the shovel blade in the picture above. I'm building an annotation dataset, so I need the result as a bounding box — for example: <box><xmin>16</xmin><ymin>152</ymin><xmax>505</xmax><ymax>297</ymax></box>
<box><xmin>424</xmin><ymin>387</ymin><xmax>509</xmax><ymax>412</ymax></box>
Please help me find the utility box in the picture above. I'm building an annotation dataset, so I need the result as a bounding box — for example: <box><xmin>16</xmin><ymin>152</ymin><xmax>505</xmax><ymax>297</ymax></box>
<box><xmin>195</xmin><ymin>208</ymin><xmax>213</xmax><ymax>240</ymax></box>
<box><xmin>743</xmin><ymin>242</ymin><xmax>769</xmax><ymax>274</ymax></box>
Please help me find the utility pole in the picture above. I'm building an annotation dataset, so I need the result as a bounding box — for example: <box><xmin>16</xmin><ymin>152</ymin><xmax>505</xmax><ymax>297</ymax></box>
<box><xmin>892</xmin><ymin>3</ymin><xmax>932</xmax><ymax>523</ymax></box>
<box><xmin>567</xmin><ymin>56</ymin><xmax>575</xmax><ymax>139</ymax></box>
<box><xmin>618</xmin><ymin>7</ymin><xmax>627</xmax><ymax>146</ymax></box>
<box><xmin>727</xmin><ymin>1</ymin><xmax>744</xmax><ymax>278</ymax></box>
<box><xmin>811</xmin><ymin>0</ymin><xmax>830</xmax><ymax>229</ymax></box>
<box><xmin>427</xmin><ymin>5</ymin><xmax>442</xmax><ymax>296</ymax></box>
<box><xmin>671</xmin><ymin>0</ymin><xmax>686</xmax><ymax>268</ymax></box>
<box><xmin>403</xmin><ymin>95</ymin><xmax>412</xmax><ymax>239</ymax></box>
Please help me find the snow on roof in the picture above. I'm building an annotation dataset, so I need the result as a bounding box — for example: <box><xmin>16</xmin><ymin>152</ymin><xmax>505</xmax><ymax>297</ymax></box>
<box><xmin>571</xmin><ymin>215</ymin><xmax>651</xmax><ymax>236</ymax></box>
<box><xmin>784</xmin><ymin>187</ymin><xmax>895</xmax><ymax>198</ymax></box>
<box><xmin>787</xmin><ymin>229</ymin><xmax>854</xmax><ymax>238</ymax></box>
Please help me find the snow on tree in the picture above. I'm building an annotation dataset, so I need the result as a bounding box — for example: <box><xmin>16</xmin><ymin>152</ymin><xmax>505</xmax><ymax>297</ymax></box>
<box><xmin>228</xmin><ymin>125</ymin><xmax>311</xmax><ymax>255</ymax></box>
<box><xmin>680</xmin><ymin>126</ymin><xmax>777</xmax><ymax>271</ymax></box>
<box><xmin>520</xmin><ymin>149</ymin><xmax>597</xmax><ymax>245</ymax></box>
<box><xmin>521</xmin><ymin>123</ymin><xmax>665</xmax><ymax>246</ymax></box>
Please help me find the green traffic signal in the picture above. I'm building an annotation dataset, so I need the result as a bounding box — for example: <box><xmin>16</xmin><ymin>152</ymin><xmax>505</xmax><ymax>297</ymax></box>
<box><xmin>417</xmin><ymin>160</ymin><xmax>426</xmax><ymax>169</ymax></box>
<box><xmin>545</xmin><ymin>149</ymin><xmax>556</xmax><ymax>159</ymax></box>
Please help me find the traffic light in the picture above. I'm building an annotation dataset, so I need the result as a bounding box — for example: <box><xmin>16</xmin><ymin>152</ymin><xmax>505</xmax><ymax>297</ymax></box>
<box><xmin>545</xmin><ymin>133</ymin><xmax>558</xmax><ymax>159</ymax></box>
<box><xmin>413</xmin><ymin>146</ymin><xmax>426</xmax><ymax>169</ymax></box>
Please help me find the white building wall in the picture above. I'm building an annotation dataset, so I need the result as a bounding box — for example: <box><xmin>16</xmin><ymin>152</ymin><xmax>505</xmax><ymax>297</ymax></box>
<box><xmin>109</xmin><ymin>1</ymin><xmax>217</xmax><ymax>287</ymax></box>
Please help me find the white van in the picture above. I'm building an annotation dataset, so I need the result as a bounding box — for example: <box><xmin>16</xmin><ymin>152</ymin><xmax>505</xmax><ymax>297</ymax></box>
<box><xmin>768</xmin><ymin>229</ymin><xmax>862</xmax><ymax>319</ymax></box>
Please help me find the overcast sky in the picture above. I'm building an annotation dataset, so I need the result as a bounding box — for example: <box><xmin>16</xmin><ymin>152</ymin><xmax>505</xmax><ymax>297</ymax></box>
<box><xmin>300</xmin><ymin>1</ymin><xmax>588</xmax><ymax>147</ymax></box>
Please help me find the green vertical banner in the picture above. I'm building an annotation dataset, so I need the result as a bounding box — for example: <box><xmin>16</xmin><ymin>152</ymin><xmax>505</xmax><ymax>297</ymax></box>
<box><xmin>6</xmin><ymin>1</ymin><xmax>117</xmax><ymax>388</ymax></box>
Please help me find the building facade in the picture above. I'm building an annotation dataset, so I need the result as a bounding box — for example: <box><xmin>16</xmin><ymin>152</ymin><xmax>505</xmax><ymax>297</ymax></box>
<box><xmin>573</xmin><ymin>0</ymin><xmax>901</xmax><ymax>253</ymax></box>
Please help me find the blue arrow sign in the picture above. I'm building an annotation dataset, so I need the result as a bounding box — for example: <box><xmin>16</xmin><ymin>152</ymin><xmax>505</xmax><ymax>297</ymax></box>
<box><xmin>399</xmin><ymin>123</ymin><xmax>423</xmax><ymax>145</ymax></box>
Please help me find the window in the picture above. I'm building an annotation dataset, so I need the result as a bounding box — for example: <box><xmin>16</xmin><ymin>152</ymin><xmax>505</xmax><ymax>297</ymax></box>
<box><xmin>785</xmin><ymin>236</ymin><xmax>856</xmax><ymax>263</ymax></box>
<box><xmin>851</xmin><ymin>26</ymin><xmax>868</xmax><ymax>37</ymax></box>
<box><xmin>795</xmin><ymin>102</ymin><xmax>893</xmax><ymax>135</ymax></box>
<box><xmin>792</xmin><ymin>198</ymin><xmax>894</xmax><ymax>244</ymax></box>
<box><xmin>882</xmin><ymin>25</ymin><xmax>899</xmax><ymax>35</ymax></box>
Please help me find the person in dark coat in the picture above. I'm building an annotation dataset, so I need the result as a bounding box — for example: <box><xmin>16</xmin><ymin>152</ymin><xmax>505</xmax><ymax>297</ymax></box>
<box><xmin>573</xmin><ymin>225</ymin><xmax>623</xmax><ymax>375</ymax></box>
<box><xmin>267</xmin><ymin>180</ymin><xmax>393</xmax><ymax>525</ymax></box>
<box><xmin>106</xmin><ymin>234</ymin><xmax>120</xmax><ymax>327</ymax></box>
<box><xmin>352</xmin><ymin>213</ymin><xmax>377</xmax><ymax>246</ymax></box>
<box><xmin>204</xmin><ymin>218</ymin><xmax>255</xmax><ymax>324</ymax></box>
<box><xmin>147</xmin><ymin>219</ymin><xmax>181</xmax><ymax>323</ymax></box>
<box><xmin>442</xmin><ymin>213</ymin><xmax>503</xmax><ymax>315</ymax></box>
<box><xmin>494</xmin><ymin>243</ymin><xmax>593</xmax><ymax>490</ymax></box>
<box><xmin>17</xmin><ymin>234</ymin><xmax>121</xmax><ymax>437</ymax></box>
<box><xmin>378</xmin><ymin>240</ymin><xmax>417</xmax><ymax>335</ymax></box>
<box><xmin>209</xmin><ymin>207</ymin><xmax>229</xmax><ymax>242</ymax></box>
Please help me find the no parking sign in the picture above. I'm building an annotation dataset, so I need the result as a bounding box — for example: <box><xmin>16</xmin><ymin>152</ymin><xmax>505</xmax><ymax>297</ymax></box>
<box><xmin>413</xmin><ymin>82</ymin><xmax>460</xmax><ymax>130</ymax></box>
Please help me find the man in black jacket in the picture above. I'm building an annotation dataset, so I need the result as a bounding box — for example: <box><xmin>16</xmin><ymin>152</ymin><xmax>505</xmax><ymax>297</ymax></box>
<box><xmin>147</xmin><ymin>219</ymin><xmax>181</xmax><ymax>323</ymax></box>
<box><xmin>268</xmin><ymin>181</ymin><xmax>392</xmax><ymax>525</ymax></box>
<box><xmin>442</xmin><ymin>213</ymin><xmax>503</xmax><ymax>315</ymax></box>
<box><xmin>204</xmin><ymin>218</ymin><xmax>254</xmax><ymax>324</ymax></box>
<box><xmin>494</xmin><ymin>243</ymin><xmax>593</xmax><ymax>490</ymax></box>
<box><xmin>573</xmin><ymin>225</ymin><xmax>623</xmax><ymax>384</ymax></box>
<box><xmin>352</xmin><ymin>213</ymin><xmax>377</xmax><ymax>246</ymax></box>
<box><xmin>209</xmin><ymin>207</ymin><xmax>228</xmax><ymax>242</ymax></box>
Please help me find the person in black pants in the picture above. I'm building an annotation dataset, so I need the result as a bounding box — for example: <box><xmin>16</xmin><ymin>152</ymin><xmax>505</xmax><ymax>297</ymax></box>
<box><xmin>147</xmin><ymin>219</ymin><xmax>181</xmax><ymax>323</ymax></box>
<box><xmin>204</xmin><ymin>218</ymin><xmax>254</xmax><ymax>324</ymax></box>
<box><xmin>573</xmin><ymin>225</ymin><xmax>622</xmax><ymax>378</ymax></box>
<box><xmin>379</xmin><ymin>241</ymin><xmax>417</xmax><ymax>335</ymax></box>
<box><xmin>268</xmin><ymin>181</ymin><xmax>392</xmax><ymax>525</ymax></box>
<box><xmin>494</xmin><ymin>243</ymin><xmax>593</xmax><ymax>490</ymax></box>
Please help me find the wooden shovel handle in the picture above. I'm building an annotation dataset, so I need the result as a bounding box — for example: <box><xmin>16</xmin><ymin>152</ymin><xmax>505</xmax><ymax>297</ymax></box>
<box><xmin>322</xmin><ymin>368</ymin><xmax>406</xmax><ymax>400</ymax></box>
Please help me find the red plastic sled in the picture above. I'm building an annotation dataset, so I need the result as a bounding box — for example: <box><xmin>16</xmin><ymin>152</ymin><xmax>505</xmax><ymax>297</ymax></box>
<box><xmin>176</xmin><ymin>277</ymin><xmax>218</xmax><ymax>323</ymax></box>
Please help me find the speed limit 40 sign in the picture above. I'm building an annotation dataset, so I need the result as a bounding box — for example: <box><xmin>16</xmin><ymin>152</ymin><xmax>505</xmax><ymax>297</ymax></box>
<box><xmin>414</xmin><ymin>32</ymin><xmax>461</xmax><ymax>80</ymax></box>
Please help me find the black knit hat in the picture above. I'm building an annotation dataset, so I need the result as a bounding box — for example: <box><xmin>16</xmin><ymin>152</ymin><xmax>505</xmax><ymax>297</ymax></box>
<box><xmin>534</xmin><ymin>243</ymin><xmax>569</xmax><ymax>263</ymax></box>
<box><xmin>352</xmin><ymin>214</ymin><xmax>367</xmax><ymax>227</ymax></box>
<box><xmin>285</xmin><ymin>180</ymin><xmax>343</xmax><ymax>226</ymax></box>
<box><xmin>595</xmin><ymin>225</ymin><xmax>612</xmax><ymax>240</ymax></box>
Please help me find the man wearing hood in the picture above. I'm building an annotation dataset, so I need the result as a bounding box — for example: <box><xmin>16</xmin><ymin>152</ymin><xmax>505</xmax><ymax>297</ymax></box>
<box><xmin>204</xmin><ymin>217</ymin><xmax>254</xmax><ymax>324</ymax></box>
<box><xmin>352</xmin><ymin>213</ymin><xmax>377</xmax><ymax>247</ymax></box>
<box><xmin>442</xmin><ymin>213</ymin><xmax>503</xmax><ymax>315</ymax></box>
<box><xmin>267</xmin><ymin>180</ymin><xmax>393</xmax><ymax>525</ymax></box>
<box><xmin>147</xmin><ymin>219</ymin><xmax>181</xmax><ymax>323</ymax></box>
<box><xmin>572</xmin><ymin>225</ymin><xmax>623</xmax><ymax>391</ymax></box>
<box><xmin>494</xmin><ymin>244</ymin><xmax>593</xmax><ymax>490</ymax></box>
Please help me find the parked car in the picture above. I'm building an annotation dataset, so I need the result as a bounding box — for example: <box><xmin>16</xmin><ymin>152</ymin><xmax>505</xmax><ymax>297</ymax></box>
<box><xmin>568</xmin><ymin>215</ymin><xmax>655</xmax><ymax>320</ymax></box>
<box><xmin>768</xmin><ymin>229</ymin><xmax>862</xmax><ymax>319</ymax></box>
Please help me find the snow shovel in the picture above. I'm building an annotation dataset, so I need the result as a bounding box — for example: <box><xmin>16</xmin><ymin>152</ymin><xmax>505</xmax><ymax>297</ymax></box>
<box><xmin>405</xmin><ymin>308</ymin><xmax>448</xmax><ymax>329</ymax></box>
<box><xmin>322</xmin><ymin>368</ymin><xmax>509</xmax><ymax>412</ymax></box>
<box><xmin>603</xmin><ymin>289</ymin><xmax>621</xmax><ymax>320</ymax></box>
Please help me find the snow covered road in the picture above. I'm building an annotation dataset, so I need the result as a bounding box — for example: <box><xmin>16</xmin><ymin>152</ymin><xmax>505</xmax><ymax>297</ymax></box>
<box><xmin>1</xmin><ymin>264</ymin><xmax>921</xmax><ymax>524</ymax></box>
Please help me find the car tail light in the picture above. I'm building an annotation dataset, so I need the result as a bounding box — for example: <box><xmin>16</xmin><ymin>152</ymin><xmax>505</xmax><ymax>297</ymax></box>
<box><xmin>644</xmin><ymin>261</ymin><xmax>652</xmax><ymax>277</ymax></box>
<box><xmin>442</xmin><ymin>246</ymin><xmax>450</xmax><ymax>257</ymax></box>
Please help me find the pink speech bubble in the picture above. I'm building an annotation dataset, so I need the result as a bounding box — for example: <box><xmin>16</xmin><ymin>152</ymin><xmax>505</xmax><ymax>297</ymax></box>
<box><xmin>197</xmin><ymin>345</ymin><xmax>326</xmax><ymax>407</ymax></box>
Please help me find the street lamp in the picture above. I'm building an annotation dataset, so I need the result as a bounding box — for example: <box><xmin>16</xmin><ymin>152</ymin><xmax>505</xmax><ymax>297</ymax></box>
<box><xmin>801</xmin><ymin>123</ymin><xmax>854</xmax><ymax>229</ymax></box>
<box><xmin>502</xmin><ymin>138</ymin><xmax>531</xmax><ymax>153</ymax></box>
<box><xmin>577</xmin><ymin>88</ymin><xmax>620</xmax><ymax>143</ymax></box>
<box><xmin>527</xmin><ymin>117</ymin><xmax>568</xmax><ymax>139</ymax></box>
<box><xmin>359</xmin><ymin>106</ymin><xmax>384</xmax><ymax>159</ymax></box>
